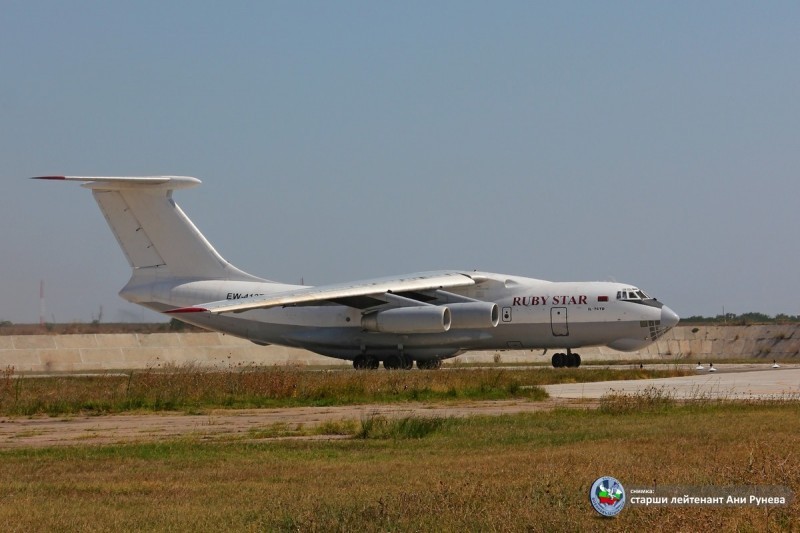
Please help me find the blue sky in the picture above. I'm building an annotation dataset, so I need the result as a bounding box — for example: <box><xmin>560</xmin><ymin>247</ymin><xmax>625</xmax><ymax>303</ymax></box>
<box><xmin>2</xmin><ymin>1</ymin><xmax>799</xmax><ymax>323</ymax></box>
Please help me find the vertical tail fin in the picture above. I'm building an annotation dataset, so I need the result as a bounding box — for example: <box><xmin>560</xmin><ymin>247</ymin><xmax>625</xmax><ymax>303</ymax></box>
<box><xmin>34</xmin><ymin>176</ymin><xmax>263</xmax><ymax>282</ymax></box>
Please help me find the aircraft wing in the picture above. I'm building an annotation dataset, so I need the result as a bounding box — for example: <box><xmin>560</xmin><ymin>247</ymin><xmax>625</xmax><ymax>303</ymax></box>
<box><xmin>168</xmin><ymin>271</ymin><xmax>478</xmax><ymax>314</ymax></box>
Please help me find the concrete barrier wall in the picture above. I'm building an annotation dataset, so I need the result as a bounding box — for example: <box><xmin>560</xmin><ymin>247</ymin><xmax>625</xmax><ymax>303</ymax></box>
<box><xmin>0</xmin><ymin>332</ymin><xmax>341</xmax><ymax>373</ymax></box>
<box><xmin>646</xmin><ymin>324</ymin><xmax>800</xmax><ymax>361</ymax></box>
<box><xmin>1</xmin><ymin>325</ymin><xmax>798</xmax><ymax>372</ymax></box>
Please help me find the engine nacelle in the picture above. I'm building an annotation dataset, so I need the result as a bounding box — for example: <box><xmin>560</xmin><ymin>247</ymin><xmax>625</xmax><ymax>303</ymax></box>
<box><xmin>361</xmin><ymin>306</ymin><xmax>451</xmax><ymax>333</ymax></box>
<box><xmin>447</xmin><ymin>302</ymin><xmax>500</xmax><ymax>329</ymax></box>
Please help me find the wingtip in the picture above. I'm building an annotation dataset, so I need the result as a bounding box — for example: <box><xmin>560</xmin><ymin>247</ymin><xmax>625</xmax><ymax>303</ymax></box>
<box><xmin>31</xmin><ymin>176</ymin><xmax>66</xmax><ymax>180</ymax></box>
<box><xmin>165</xmin><ymin>306</ymin><xmax>209</xmax><ymax>314</ymax></box>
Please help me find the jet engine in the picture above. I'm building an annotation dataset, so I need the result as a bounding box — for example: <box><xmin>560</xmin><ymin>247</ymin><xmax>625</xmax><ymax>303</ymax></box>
<box><xmin>447</xmin><ymin>302</ymin><xmax>500</xmax><ymax>329</ymax></box>
<box><xmin>361</xmin><ymin>306</ymin><xmax>451</xmax><ymax>333</ymax></box>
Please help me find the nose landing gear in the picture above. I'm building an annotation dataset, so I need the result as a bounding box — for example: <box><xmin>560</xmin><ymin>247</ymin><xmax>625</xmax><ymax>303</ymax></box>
<box><xmin>551</xmin><ymin>349</ymin><xmax>581</xmax><ymax>368</ymax></box>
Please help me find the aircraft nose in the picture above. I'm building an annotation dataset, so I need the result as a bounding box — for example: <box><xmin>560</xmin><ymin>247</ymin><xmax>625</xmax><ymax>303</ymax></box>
<box><xmin>660</xmin><ymin>305</ymin><xmax>680</xmax><ymax>329</ymax></box>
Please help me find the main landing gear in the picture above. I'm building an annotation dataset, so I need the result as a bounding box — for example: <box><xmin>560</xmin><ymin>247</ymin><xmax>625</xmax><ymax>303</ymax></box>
<box><xmin>383</xmin><ymin>354</ymin><xmax>414</xmax><ymax>370</ymax></box>
<box><xmin>416</xmin><ymin>359</ymin><xmax>442</xmax><ymax>370</ymax></box>
<box><xmin>551</xmin><ymin>349</ymin><xmax>581</xmax><ymax>368</ymax></box>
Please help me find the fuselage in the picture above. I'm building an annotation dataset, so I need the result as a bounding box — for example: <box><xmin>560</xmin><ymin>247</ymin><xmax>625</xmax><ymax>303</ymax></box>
<box><xmin>121</xmin><ymin>270</ymin><xmax>679</xmax><ymax>362</ymax></box>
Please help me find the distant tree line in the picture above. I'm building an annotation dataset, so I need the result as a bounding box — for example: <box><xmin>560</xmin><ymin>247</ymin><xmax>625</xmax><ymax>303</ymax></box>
<box><xmin>682</xmin><ymin>312</ymin><xmax>800</xmax><ymax>325</ymax></box>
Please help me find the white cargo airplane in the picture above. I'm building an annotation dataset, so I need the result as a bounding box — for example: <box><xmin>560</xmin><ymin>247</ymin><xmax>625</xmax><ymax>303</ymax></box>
<box><xmin>35</xmin><ymin>176</ymin><xmax>679</xmax><ymax>369</ymax></box>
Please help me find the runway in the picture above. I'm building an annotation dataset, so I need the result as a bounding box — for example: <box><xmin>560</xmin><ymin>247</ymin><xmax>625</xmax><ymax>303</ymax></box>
<box><xmin>544</xmin><ymin>366</ymin><xmax>800</xmax><ymax>400</ymax></box>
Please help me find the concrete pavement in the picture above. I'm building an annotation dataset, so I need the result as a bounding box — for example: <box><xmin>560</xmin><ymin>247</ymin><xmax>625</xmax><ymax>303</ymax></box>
<box><xmin>544</xmin><ymin>367</ymin><xmax>800</xmax><ymax>400</ymax></box>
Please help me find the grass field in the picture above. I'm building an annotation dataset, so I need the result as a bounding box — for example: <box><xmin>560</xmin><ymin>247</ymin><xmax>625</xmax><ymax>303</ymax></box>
<box><xmin>1</xmin><ymin>366</ymin><xmax>795</xmax><ymax>530</ymax></box>
<box><xmin>0</xmin><ymin>366</ymin><xmax>690</xmax><ymax>416</ymax></box>
<box><xmin>0</xmin><ymin>399</ymin><xmax>797</xmax><ymax>531</ymax></box>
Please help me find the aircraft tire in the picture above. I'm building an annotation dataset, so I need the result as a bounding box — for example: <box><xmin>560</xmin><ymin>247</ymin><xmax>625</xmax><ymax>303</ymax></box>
<box><xmin>574</xmin><ymin>354</ymin><xmax>581</xmax><ymax>368</ymax></box>
<box><xmin>552</xmin><ymin>353</ymin><xmax>564</xmax><ymax>368</ymax></box>
<box><xmin>401</xmin><ymin>355</ymin><xmax>414</xmax><ymax>370</ymax></box>
<box><xmin>353</xmin><ymin>355</ymin><xmax>367</xmax><ymax>370</ymax></box>
<box><xmin>367</xmin><ymin>356</ymin><xmax>380</xmax><ymax>370</ymax></box>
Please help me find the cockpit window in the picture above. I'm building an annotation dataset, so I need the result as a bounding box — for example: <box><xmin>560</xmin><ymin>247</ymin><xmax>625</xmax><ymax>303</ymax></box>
<box><xmin>617</xmin><ymin>289</ymin><xmax>652</xmax><ymax>301</ymax></box>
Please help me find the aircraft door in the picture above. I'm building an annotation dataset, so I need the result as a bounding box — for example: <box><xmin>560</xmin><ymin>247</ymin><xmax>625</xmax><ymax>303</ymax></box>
<box><xmin>550</xmin><ymin>307</ymin><xmax>569</xmax><ymax>336</ymax></box>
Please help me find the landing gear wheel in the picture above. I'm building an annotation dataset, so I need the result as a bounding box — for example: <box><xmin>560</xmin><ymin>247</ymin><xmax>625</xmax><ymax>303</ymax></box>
<box><xmin>367</xmin><ymin>356</ymin><xmax>380</xmax><ymax>370</ymax></box>
<box><xmin>385</xmin><ymin>354</ymin><xmax>413</xmax><ymax>370</ymax></box>
<box><xmin>554</xmin><ymin>351</ymin><xmax>581</xmax><ymax>368</ymax></box>
<box><xmin>565</xmin><ymin>351</ymin><xmax>581</xmax><ymax>368</ymax></box>
<box><xmin>552</xmin><ymin>352</ymin><xmax>580</xmax><ymax>368</ymax></box>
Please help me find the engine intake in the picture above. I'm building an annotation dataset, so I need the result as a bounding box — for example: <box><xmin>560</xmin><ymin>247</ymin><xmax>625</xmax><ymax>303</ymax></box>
<box><xmin>361</xmin><ymin>306</ymin><xmax>451</xmax><ymax>333</ymax></box>
<box><xmin>447</xmin><ymin>302</ymin><xmax>499</xmax><ymax>329</ymax></box>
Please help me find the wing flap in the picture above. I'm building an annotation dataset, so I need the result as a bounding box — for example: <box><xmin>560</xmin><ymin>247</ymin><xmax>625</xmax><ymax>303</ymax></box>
<box><xmin>168</xmin><ymin>271</ymin><xmax>476</xmax><ymax>314</ymax></box>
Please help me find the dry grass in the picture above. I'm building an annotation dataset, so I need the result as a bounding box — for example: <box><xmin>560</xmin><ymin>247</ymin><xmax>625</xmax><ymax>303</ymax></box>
<box><xmin>0</xmin><ymin>402</ymin><xmax>797</xmax><ymax>531</ymax></box>
<box><xmin>0</xmin><ymin>366</ymin><xmax>690</xmax><ymax>416</ymax></box>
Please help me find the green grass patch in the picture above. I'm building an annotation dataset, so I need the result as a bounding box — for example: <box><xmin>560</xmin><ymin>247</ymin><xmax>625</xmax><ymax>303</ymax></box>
<box><xmin>356</xmin><ymin>414</ymin><xmax>453</xmax><ymax>440</ymax></box>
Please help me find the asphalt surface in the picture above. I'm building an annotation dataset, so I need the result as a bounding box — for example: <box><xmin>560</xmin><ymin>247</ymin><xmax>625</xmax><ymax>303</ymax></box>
<box><xmin>544</xmin><ymin>366</ymin><xmax>800</xmax><ymax>400</ymax></box>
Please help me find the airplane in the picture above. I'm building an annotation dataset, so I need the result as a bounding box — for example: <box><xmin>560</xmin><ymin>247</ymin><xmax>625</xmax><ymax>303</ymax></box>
<box><xmin>34</xmin><ymin>176</ymin><xmax>679</xmax><ymax>370</ymax></box>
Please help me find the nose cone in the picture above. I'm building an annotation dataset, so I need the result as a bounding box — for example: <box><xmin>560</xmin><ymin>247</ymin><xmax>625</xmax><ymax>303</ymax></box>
<box><xmin>661</xmin><ymin>305</ymin><xmax>680</xmax><ymax>329</ymax></box>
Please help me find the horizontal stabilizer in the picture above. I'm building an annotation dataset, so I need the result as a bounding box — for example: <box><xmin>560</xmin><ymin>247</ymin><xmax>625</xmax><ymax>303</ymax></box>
<box><xmin>32</xmin><ymin>176</ymin><xmax>201</xmax><ymax>191</ymax></box>
<box><xmin>35</xmin><ymin>175</ymin><xmax>262</xmax><ymax>282</ymax></box>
